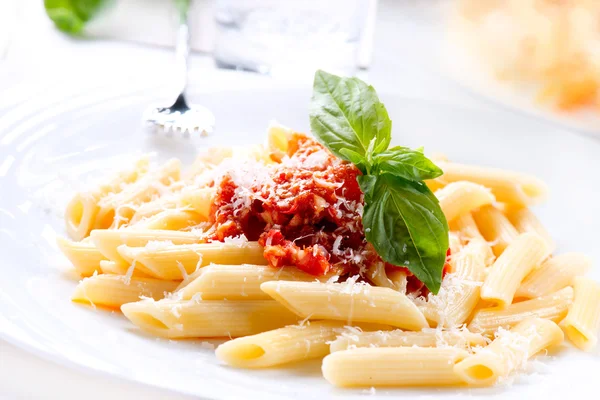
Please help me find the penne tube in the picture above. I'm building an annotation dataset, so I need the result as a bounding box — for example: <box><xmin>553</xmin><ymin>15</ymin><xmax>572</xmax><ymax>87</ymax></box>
<box><xmin>435</xmin><ymin>181</ymin><xmax>495</xmax><ymax>222</ymax></box>
<box><xmin>72</xmin><ymin>274</ymin><xmax>179</xmax><ymax>308</ymax></box>
<box><xmin>365</xmin><ymin>262</ymin><xmax>396</xmax><ymax>290</ymax></box>
<box><xmin>469</xmin><ymin>286</ymin><xmax>574</xmax><ymax>336</ymax></box>
<box><xmin>423</xmin><ymin>238</ymin><xmax>492</xmax><ymax>327</ymax></box>
<box><xmin>505</xmin><ymin>206</ymin><xmax>555</xmax><ymax>253</ymax></box>
<box><xmin>473</xmin><ymin>205</ymin><xmax>519</xmax><ymax>256</ymax></box>
<box><xmin>132</xmin><ymin>209</ymin><xmax>205</xmax><ymax>231</ymax></box>
<box><xmin>128</xmin><ymin>195</ymin><xmax>180</xmax><ymax>224</ymax></box>
<box><xmin>481</xmin><ymin>233</ymin><xmax>550</xmax><ymax>309</ymax></box>
<box><xmin>121</xmin><ymin>299</ymin><xmax>298</xmax><ymax>339</ymax></box>
<box><xmin>561</xmin><ymin>277</ymin><xmax>600</xmax><ymax>351</ymax></box>
<box><xmin>178</xmin><ymin>187</ymin><xmax>215</xmax><ymax>220</ymax></box>
<box><xmin>516</xmin><ymin>253</ymin><xmax>591</xmax><ymax>299</ymax></box>
<box><xmin>322</xmin><ymin>347</ymin><xmax>468</xmax><ymax>387</ymax></box>
<box><xmin>454</xmin><ymin>318</ymin><xmax>564</xmax><ymax>386</ymax></box>
<box><xmin>448</xmin><ymin>232</ymin><xmax>463</xmax><ymax>255</ymax></box>
<box><xmin>216</xmin><ymin>321</ymin><xmax>347</xmax><ymax>368</ymax></box>
<box><xmin>118</xmin><ymin>241</ymin><xmax>267</xmax><ymax>280</ymax></box>
<box><xmin>56</xmin><ymin>237</ymin><xmax>106</xmax><ymax>277</ymax></box>
<box><xmin>180</xmin><ymin>264</ymin><xmax>329</xmax><ymax>300</ymax></box>
<box><xmin>434</xmin><ymin>161</ymin><xmax>548</xmax><ymax>206</ymax></box>
<box><xmin>96</xmin><ymin>159</ymin><xmax>181</xmax><ymax>229</ymax></box>
<box><xmin>90</xmin><ymin>229</ymin><xmax>204</xmax><ymax>264</ymax></box>
<box><xmin>450</xmin><ymin>212</ymin><xmax>484</xmax><ymax>241</ymax></box>
<box><xmin>260</xmin><ymin>281</ymin><xmax>428</xmax><ymax>331</ymax></box>
<box><xmin>98</xmin><ymin>260</ymin><xmax>153</xmax><ymax>278</ymax></box>
<box><xmin>65</xmin><ymin>157</ymin><xmax>150</xmax><ymax>240</ymax></box>
<box><xmin>329</xmin><ymin>329</ymin><xmax>487</xmax><ymax>352</ymax></box>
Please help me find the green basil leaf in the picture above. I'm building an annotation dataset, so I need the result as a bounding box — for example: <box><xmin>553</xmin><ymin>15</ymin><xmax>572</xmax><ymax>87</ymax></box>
<box><xmin>309</xmin><ymin>70</ymin><xmax>392</xmax><ymax>160</ymax></box>
<box><xmin>357</xmin><ymin>175</ymin><xmax>377</xmax><ymax>203</ymax></box>
<box><xmin>44</xmin><ymin>0</ymin><xmax>108</xmax><ymax>34</ymax></box>
<box><xmin>361</xmin><ymin>174</ymin><xmax>449</xmax><ymax>294</ymax></box>
<box><xmin>374</xmin><ymin>146</ymin><xmax>443</xmax><ymax>181</ymax></box>
<box><xmin>339</xmin><ymin>148</ymin><xmax>368</xmax><ymax>174</ymax></box>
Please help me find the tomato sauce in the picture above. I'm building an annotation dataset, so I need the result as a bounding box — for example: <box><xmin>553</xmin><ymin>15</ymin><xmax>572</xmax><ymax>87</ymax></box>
<box><xmin>209</xmin><ymin>133</ymin><xmax>448</xmax><ymax>291</ymax></box>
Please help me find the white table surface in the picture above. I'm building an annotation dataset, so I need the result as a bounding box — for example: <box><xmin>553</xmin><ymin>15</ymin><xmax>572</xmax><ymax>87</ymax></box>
<box><xmin>0</xmin><ymin>1</ymin><xmax>520</xmax><ymax>399</ymax></box>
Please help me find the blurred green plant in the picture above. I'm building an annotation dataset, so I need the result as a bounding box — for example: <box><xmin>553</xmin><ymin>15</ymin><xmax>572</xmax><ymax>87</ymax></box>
<box><xmin>44</xmin><ymin>0</ymin><xmax>109</xmax><ymax>35</ymax></box>
<box><xmin>45</xmin><ymin>0</ymin><xmax>191</xmax><ymax>35</ymax></box>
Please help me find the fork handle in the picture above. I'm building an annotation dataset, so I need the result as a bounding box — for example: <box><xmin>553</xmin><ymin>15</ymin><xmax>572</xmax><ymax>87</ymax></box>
<box><xmin>175</xmin><ymin>4</ymin><xmax>190</xmax><ymax>101</ymax></box>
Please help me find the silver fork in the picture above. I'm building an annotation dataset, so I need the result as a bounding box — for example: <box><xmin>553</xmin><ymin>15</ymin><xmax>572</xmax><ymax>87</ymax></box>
<box><xmin>144</xmin><ymin>3</ymin><xmax>215</xmax><ymax>136</ymax></box>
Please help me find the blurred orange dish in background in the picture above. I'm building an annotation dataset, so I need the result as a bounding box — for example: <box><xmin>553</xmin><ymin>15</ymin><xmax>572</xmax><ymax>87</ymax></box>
<box><xmin>456</xmin><ymin>0</ymin><xmax>600</xmax><ymax>111</ymax></box>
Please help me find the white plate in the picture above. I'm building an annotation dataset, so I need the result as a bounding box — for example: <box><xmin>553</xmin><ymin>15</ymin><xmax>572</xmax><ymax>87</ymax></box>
<box><xmin>0</xmin><ymin>68</ymin><xmax>599</xmax><ymax>400</ymax></box>
<box><xmin>379</xmin><ymin>1</ymin><xmax>600</xmax><ymax>136</ymax></box>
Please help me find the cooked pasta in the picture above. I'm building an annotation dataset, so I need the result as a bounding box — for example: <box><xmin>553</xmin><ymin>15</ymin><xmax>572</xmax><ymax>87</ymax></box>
<box><xmin>480</xmin><ymin>232</ymin><xmax>550</xmax><ymax>309</ymax></box>
<box><xmin>435</xmin><ymin>181</ymin><xmax>495</xmax><ymax>222</ymax></box>
<box><xmin>561</xmin><ymin>277</ymin><xmax>600</xmax><ymax>351</ymax></box>
<box><xmin>516</xmin><ymin>253</ymin><xmax>591</xmax><ymax>299</ymax></box>
<box><xmin>180</xmin><ymin>264</ymin><xmax>331</xmax><ymax>300</ymax></box>
<box><xmin>469</xmin><ymin>286</ymin><xmax>573</xmax><ymax>336</ymax></box>
<box><xmin>322</xmin><ymin>347</ymin><xmax>469</xmax><ymax>387</ymax></box>
<box><xmin>454</xmin><ymin>318</ymin><xmax>564</xmax><ymax>386</ymax></box>
<box><xmin>216</xmin><ymin>321</ymin><xmax>347</xmax><ymax>368</ymax></box>
<box><xmin>260</xmin><ymin>281</ymin><xmax>428</xmax><ymax>331</ymax></box>
<box><xmin>121</xmin><ymin>299</ymin><xmax>299</xmax><ymax>339</ymax></box>
<box><xmin>72</xmin><ymin>274</ymin><xmax>179</xmax><ymax>308</ymax></box>
<box><xmin>57</xmin><ymin>113</ymin><xmax>597</xmax><ymax>390</ymax></box>
<box><xmin>329</xmin><ymin>328</ymin><xmax>487</xmax><ymax>352</ymax></box>
<box><xmin>472</xmin><ymin>205</ymin><xmax>520</xmax><ymax>256</ymax></box>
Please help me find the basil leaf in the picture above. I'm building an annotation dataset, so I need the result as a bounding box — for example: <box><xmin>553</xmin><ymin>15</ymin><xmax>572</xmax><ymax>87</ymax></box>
<box><xmin>361</xmin><ymin>174</ymin><xmax>449</xmax><ymax>294</ymax></box>
<box><xmin>357</xmin><ymin>175</ymin><xmax>377</xmax><ymax>203</ymax></box>
<box><xmin>339</xmin><ymin>148</ymin><xmax>368</xmax><ymax>174</ymax></box>
<box><xmin>309</xmin><ymin>70</ymin><xmax>392</xmax><ymax>160</ymax></box>
<box><xmin>374</xmin><ymin>146</ymin><xmax>443</xmax><ymax>181</ymax></box>
<box><xmin>44</xmin><ymin>0</ymin><xmax>109</xmax><ymax>34</ymax></box>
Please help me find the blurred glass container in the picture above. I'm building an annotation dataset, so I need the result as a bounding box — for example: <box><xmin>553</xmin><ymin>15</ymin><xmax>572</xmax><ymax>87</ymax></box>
<box><xmin>214</xmin><ymin>0</ymin><xmax>372</xmax><ymax>77</ymax></box>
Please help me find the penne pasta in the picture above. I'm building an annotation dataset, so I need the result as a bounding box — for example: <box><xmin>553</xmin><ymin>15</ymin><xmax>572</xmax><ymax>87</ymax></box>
<box><xmin>423</xmin><ymin>238</ymin><xmax>492</xmax><ymax>327</ymax></box>
<box><xmin>450</xmin><ymin>212</ymin><xmax>484</xmax><ymax>241</ymax></box>
<box><xmin>469</xmin><ymin>286</ymin><xmax>574</xmax><ymax>336</ymax></box>
<box><xmin>260</xmin><ymin>281</ymin><xmax>428</xmax><ymax>331</ymax></box>
<box><xmin>178</xmin><ymin>187</ymin><xmax>215</xmax><ymax>220</ymax></box>
<box><xmin>329</xmin><ymin>328</ymin><xmax>487</xmax><ymax>352</ymax></box>
<box><xmin>72</xmin><ymin>274</ymin><xmax>179</xmax><ymax>308</ymax></box>
<box><xmin>98</xmin><ymin>260</ymin><xmax>153</xmax><ymax>278</ymax></box>
<box><xmin>434</xmin><ymin>161</ymin><xmax>548</xmax><ymax>206</ymax></box>
<box><xmin>480</xmin><ymin>233</ymin><xmax>550</xmax><ymax>309</ymax></box>
<box><xmin>118</xmin><ymin>241</ymin><xmax>267</xmax><ymax>280</ymax></box>
<box><xmin>216</xmin><ymin>321</ymin><xmax>347</xmax><ymax>368</ymax></box>
<box><xmin>65</xmin><ymin>157</ymin><xmax>150</xmax><ymax>240</ymax></box>
<box><xmin>454</xmin><ymin>318</ymin><xmax>564</xmax><ymax>386</ymax></box>
<box><xmin>121</xmin><ymin>299</ymin><xmax>298</xmax><ymax>339</ymax></box>
<box><xmin>561</xmin><ymin>277</ymin><xmax>600</xmax><ymax>351</ymax></box>
<box><xmin>366</xmin><ymin>262</ymin><xmax>397</xmax><ymax>290</ymax></box>
<box><xmin>128</xmin><ymin>193</ymin><xmax>181</xmax><ymax>224</ymax></box>
<box><xmin>56</xmin><ymin>237</ymin><xmax>106</xmax><ymax>277</ymax></box>
<box><xmin>90</xmin><ymin>229</ymin><xmax>203</xmax><ymax>264</ymax></box>
<box><xmin>322</xmin><ymin>347</ymin><xmax>469</xmax><ymax>387</ymax></box>
<box><xmin>435</xmin><ymin>181</ymin><xmax>495</xmax><ymax>222</ymax></box>
<box><xmin>56</xmin><ymin>111</ymin><xmax>595</xmax><ymax>389</ymax></box>
<box><xmin>96</xmin><ymin>158</ymin><xmax>181</xmax><ymax>229</ymax></box>
<box><xmin>180</xmin><ymin>264</ymin><xmax>328</xmax><ymax>300</ymax></box>
<box><xmin>516</xmin><ymin>253</ymin><xmax>591</xmax><ymax>299</ymax></box>
<box><xmin>132</xmin><ymin>209</ymin><xmax>205</xmax><ymax>231</ymax></box>
<box><xmin>472</xmin><ymin>205</ymin><xmax>520</xmax><ymax>256</ymax></box>
<box><xmin>505</xmin><ymin>206</ymin><xmax>555</xmax><ymax>253</ymax></box>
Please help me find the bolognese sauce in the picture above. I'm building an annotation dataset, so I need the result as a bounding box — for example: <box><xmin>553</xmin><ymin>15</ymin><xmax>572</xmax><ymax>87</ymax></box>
<box><xmin>209</xmin><ymin>133</ymin><xmax>447</xmax><ymax>292</ymax></box>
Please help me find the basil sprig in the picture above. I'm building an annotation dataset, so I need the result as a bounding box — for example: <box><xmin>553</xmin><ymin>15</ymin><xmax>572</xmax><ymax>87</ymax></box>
<box><xmin>309</xmin><ymin>70</ymin><xmax>449</xmax><ymax>294</ymax></box>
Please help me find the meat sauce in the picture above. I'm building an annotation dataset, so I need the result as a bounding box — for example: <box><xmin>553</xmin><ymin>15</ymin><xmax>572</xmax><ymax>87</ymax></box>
<box><xmin>210</xmin><ymin>133</ymin><xmax>448</xmax><ymax>293</ymax></box>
